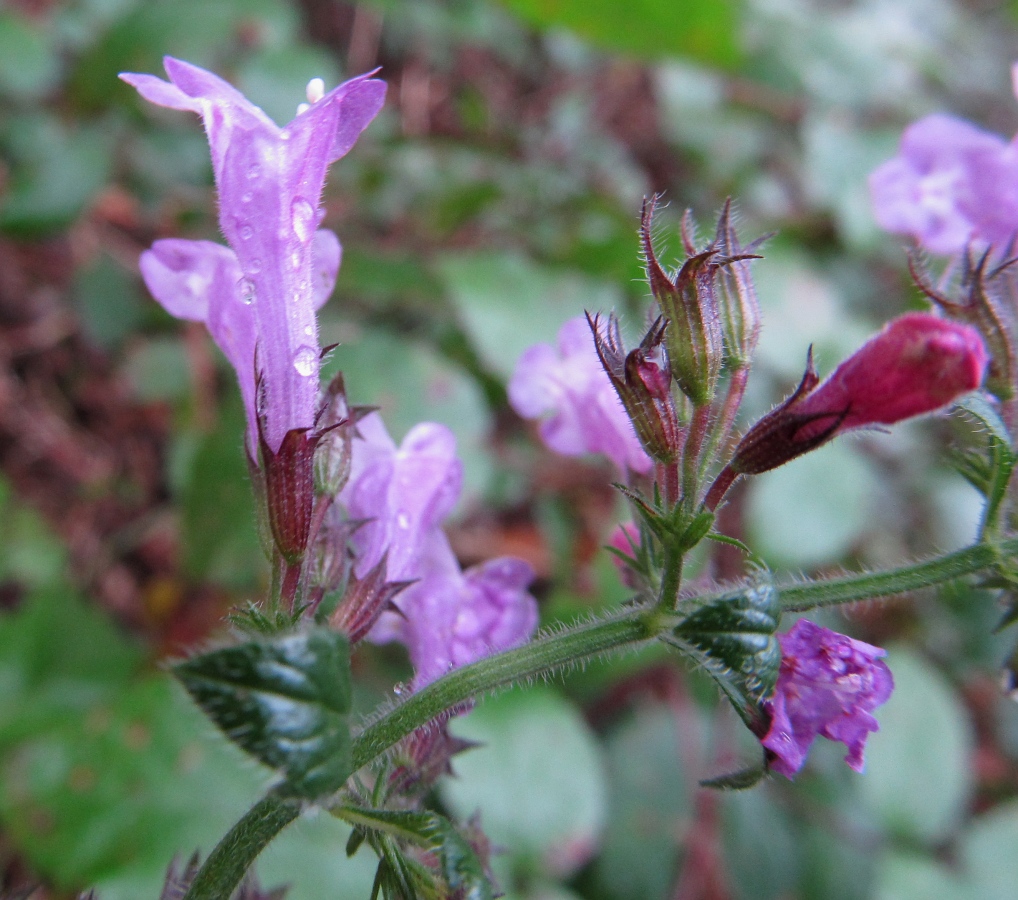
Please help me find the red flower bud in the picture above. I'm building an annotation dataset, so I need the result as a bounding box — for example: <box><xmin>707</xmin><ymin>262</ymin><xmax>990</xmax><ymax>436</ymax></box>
<box><xmin>730</xmin><ymin>313</ymin><xmax>988</xmax><ymax>478</ymax></box>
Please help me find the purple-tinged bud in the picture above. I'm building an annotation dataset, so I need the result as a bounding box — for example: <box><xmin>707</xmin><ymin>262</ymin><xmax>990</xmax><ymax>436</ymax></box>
<box><xmin>759</xmin><ymin>620</ymin><xmax>894</xmax><ymax>778</ymax></box>
<box><xmin>330</xmin><ymin>553</ymin><xmax>414</xmax><ymax>645</ymax></box>
<box><xmin>729</xmin><ymin>313</ymin><xmax>988</xmax><ymax>477</ymax></box>
<box><xmin>587</xmin><ymin>312</ymin><xmax>682</xmax><ymax>463</ymax></box>
<box><xmin>313</xmin><ymin>371</ymin><xmax>378</xmax><ymax>497</ymax></box>
<box><xmin>911</xmin><ymin>249</ymin><xmax>1016</xmax><ymax>401</ymax></box>
<box><xmin>259</xmin><ymin>425</ymin><xmax>321</xmax><ymax>564</ymax></box>
<box><xmin>641</xmin><ymin>197</ymin><xmax>724</xmax><ymax>407</ymax></box>
<box><xmin>712</xmin><ymin>199</ymin><xmax>764</xmax><ymax>368</ymax></box>
<box><xmin>389</xmin><ymin>713</ymin><xmax>481</xmax><ymax>799</ymax></box>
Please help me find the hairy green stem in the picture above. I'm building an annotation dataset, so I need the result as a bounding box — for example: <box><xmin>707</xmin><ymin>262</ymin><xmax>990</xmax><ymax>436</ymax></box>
<box><xmin>179</xmin><ymin>536</ymin><xmax>1018</xmax><ymax>897</ymax></box>
<box><xmin>351</xmin><ymin>609</ymin><xmax>655</xmax><ymax>769</ymax></box>
<box><xmin>775</xmin><ymin>538</ymin><xmax>1018</xmax><ymax>611</ymax></box>
<box><xmin>181</xmin><ymin>792</ymin><xmax>301</xmax><ymax>900</ymax></box>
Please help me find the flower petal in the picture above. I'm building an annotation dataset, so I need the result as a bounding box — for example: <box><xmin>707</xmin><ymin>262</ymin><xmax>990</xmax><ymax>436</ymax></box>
<box><xmin>311</xmin><ymin>228</ymin><xmax>342</xmax><ymax>310</ymax></box>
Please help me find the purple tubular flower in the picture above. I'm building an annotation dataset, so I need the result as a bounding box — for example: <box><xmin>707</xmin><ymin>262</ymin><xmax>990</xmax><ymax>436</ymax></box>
<box><xmin>761</xmin><ymin>620</ymin><xmax>894</xmax><ymax>778</ymax></box>
<box><xmin>508</xmin><ymin>316</ymin><xmax>653</xmax><ymax>475</ymax></box>
<box><xmin>121</xmin><ymin>57</ymin><xmax>386</xmax><ymax>454</ymax></box>
<box><xmin>869</xmin><ymin>113</ymin><xmax>1018</xmax><ymax>256</ymax></box>
<box><xmin>341</xmin><ymin>414</ymin><xmax>463</xmax><ymax>581</ymax></box>
<box><xmin>139</xmin><ymin>231</ymin><xmax>340</xmax><ymax>454</ymax></box>
<box><xmin>341</xmin><ymin>413</ymin><xmax>538</xmax><ymax>687</ymax></box>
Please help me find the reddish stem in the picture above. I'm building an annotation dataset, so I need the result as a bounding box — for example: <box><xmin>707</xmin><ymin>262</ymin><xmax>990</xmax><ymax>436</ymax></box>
<box><xmin>656</xmin><ymin>460</ymin><xmax>680</xmax><ymax>507</ymax></box>
<box><xmin>703</xmin><ymin>465</ymin><xmax>739</xmax><ymax>512</ymax></box>
<box><xmin>715</xmin><ymin>365</ymin><xmax>750</xmax><ymax>462</ymax></box>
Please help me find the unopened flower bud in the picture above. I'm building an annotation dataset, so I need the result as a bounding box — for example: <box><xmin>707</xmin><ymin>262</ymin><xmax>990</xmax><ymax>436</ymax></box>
<box><xmin>329</xmin><ymin>553</ymin><xmax>413</xmax><ymax>645</ymax></box>
<box><xmin>259</xmin><ymin>425</ymin><xmax>320</xmax><ymax>564</ymax></box>
<box><xmin>587</xmin><ymin>312</ymin><xmax>682</xmax><ymax>463</ymax></box>
<box><xmin>641</xmin><ymin>198</ymin><xmax>724</xmax><ymax>407</ymax></box>
<box><xmin>730</xmin><ymin>313</ymin><xmax>988</xmax><ymax>478</ymax></box>
<box><xmin>712</xmin><ymin>199</ymin><xmax>764</xmax><ymax>368</ymax></box>
<box><xmin>912</xmin><ymin>249</ymin><xmax>1016</xmax><ymax>401</ymax></box>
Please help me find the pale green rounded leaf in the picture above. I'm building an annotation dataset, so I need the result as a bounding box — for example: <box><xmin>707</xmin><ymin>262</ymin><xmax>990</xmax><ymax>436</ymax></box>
<box><xmin>859</xmin><ymin>650</ymin><xmax>973</xmax><ymax>843</ymax></box>
<box><xmin>441</xmin><ymin>688</ymin><xmax>607</xmax><ymax>879</ymax></box>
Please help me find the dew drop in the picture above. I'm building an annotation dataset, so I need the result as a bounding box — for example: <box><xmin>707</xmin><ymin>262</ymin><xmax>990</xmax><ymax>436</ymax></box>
<box><xmin>239</xmin><ymin>224</ymin><xmax>254</xmax><ymax>241</ymax></box>
<box><xmin>291</xmin><ymin>198</ymin><xmax>315</xmax><ymax>244</ymax></box>
<box><xmin>396</xmin><ymin>512</ymin><xmax>410</xmax><ymax>530</ymax></box>
<box><xmin>237</xmin><ymin>277</ymin><xmax>256</xmax><ymax>305</ymax></box>
<box><xmin>290</xmin><ymin>251</ymin><xmax>301</xmax><ymax>270</ymax></box>
<box><xmin>303</xmin><ymin>325</ymin><xmax>313</xmax><ymax>338</ymax></box>
<box><xmin>293</xmin><ymin>346</ymin><xmax>316</xmax><ymax>377</ymax></box>
<box><xmin>246</xmin><ymin>164</ymin><xmax>261</xmax><ymax>180</ymax></box>
<box><xmin>241</xmin><ymin>192</ymin><xmax>252</xmax><ymax>203</ymax></box>
<box><xmin>249</xmin><ymin>258</ymin><xmax>262</xmax><ymax>274</ymax></box>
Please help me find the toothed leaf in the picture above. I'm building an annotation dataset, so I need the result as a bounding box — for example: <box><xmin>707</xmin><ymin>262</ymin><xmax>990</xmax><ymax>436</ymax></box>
<box><xmin>669</xmin><ymin>582</ymin><xmax>780</xmax><ymax>723</ymax></box>
<box><xmin>174</xmin><ymin>629</ymin><xmax>352</xmax><ymax>799</ymax></box>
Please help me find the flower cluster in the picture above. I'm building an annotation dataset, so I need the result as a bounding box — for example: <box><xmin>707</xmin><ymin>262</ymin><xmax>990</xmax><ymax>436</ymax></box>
<box><xmin>511</xmin><ymin>198</ymin><xmax>987</xmax><ymax>777</ymax></box>
<box><xmin>125</xmin><ymin>58</ymin><xmax>537</xmax><ymax>692</ymax></box>
<box><xmin>337</xmin><ymin>413</ymin><xmax>538</xmax><ymax>688</ymax></box>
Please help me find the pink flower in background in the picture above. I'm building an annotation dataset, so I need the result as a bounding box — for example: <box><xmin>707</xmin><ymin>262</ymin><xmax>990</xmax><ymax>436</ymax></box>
<box><xmin>761</xmin><ymin>620</ymin><xmax>894</xmax><ymax>778</ymax></box>
<box><xmin>508</xmin><ymin>316</ymin><xmax>652</xmax><ymax>475</ymax></box>
<box><xmin>342</xmin><ymin>413</ymin><xmax>538</xmax><ymax>688</ymax></box>
<box><xmin>869</xmin><ymin>109</ymin><xmax>1018</xmax><ymax>256</ymax></box>
<box><xmin>122</xmin><ymin>57</ymin><xmax>386</xmax><ymax>454</ymax></box>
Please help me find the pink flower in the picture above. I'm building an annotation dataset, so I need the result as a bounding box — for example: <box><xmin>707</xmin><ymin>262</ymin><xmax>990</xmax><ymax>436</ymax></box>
<box><xmin>761</xmin><ymin>620</ymin><xmax>894</xmax><ymax>778</ymax></box>
<box><xmin>122</xmin><ymin>57</ymin><xmax>385</xmax><ymax>454</ymax></box>
<box><xmin>869</xmin><ymin>114</ymin><xmax>1018</xmax><ymax>256</ymax></box>
<box><xmin>341</xmin><ymin>413</ymin><xmax>538</xmax><ymax>688</ymax></box>
<box><xmin>508</xmin><ymin>316</ymin><xmax>652</xmax><ymax>475</ymax></box>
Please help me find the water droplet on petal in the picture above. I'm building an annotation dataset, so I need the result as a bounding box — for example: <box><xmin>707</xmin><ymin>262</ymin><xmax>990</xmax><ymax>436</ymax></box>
<box><xmin>306</xmin><ymin>77</ymin><xmax>325</xmax><ymax>104</ymax></box>
<box><xmin>290</xmin><ymin>251</ymin><xmax>301</xmax><ymax>270</ymax></box>
<box><xmin>249</xmin><ymin>258</ymin><xmax>262</xmax><ymax>274</ymax></box>
<box><xmin>246</xmin><ymin>164</ymin><xmax>261</xmax><ymax>180</ymax></box>
<box><xmin>303</xmin><ymin>325</ymin><xmax>313</xmax><ymax>338</ymax></box>
<box><xmin>291</xmin><ymin>198</ymin><xmax>315</xmax><ymax>244</ymax></box>
<box><xmin>237</xmin><ymin>277</ymin><xmax>256</xmax><ymax>305</ymax></box>
<box><xmin>293</xmin><ymin>346</ymin><xmax>316</xmax><ymax>377</ymax></box>
<box><xmin>239</xmin><ymin>224</ymin><xmax>254</xmax><ymax>241</ymax></box>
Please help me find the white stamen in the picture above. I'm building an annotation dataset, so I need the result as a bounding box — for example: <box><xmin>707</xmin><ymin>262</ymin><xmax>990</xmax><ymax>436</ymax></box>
<box><xmin>305</xmin><ymin>77</ymin><xmax>325</xmax><ymax>105</ymax></box>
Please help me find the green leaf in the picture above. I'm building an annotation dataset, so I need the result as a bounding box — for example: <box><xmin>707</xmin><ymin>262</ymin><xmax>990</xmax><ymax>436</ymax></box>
<box><xmin>440</xmin><ymin>688</ymin><xmax>607</xmax><ymax>881</ymax></box>
<box><xmin>337</xmin><ymin>807</ymin><xmax>493</xmax><ymax>900</ymax></box>
<box><xmin>0</xmin><ymin>12</ymin><xmax>58</xmax><ymax>101</ymax></box>
<box><xmin>174</xmin><ymin>629</ymin><xmax>353</xmax><ymax>799</ymax></box>
<box><xmin>669</xmin><ymin>580</ymin><xmax>781</xmax><ymax>722</ymax></box>
<box><xmin>700</xmin><ymin>761</ymin><xmax>768</xmax><ymax>791</ymax></box>
<box><xmin>495</xmin><ymin>0</ymin><xmax>740</xmax><ymax>68</ymax></box>
<box><xmin>859</xmin><ymin>649</ymin><xmax>973</xmax><ymax>844</ymax></box>
<box><xmin>953</xmin><ymin>393</ymin><xmax>1016</xmax><ymax>537</ymax></box>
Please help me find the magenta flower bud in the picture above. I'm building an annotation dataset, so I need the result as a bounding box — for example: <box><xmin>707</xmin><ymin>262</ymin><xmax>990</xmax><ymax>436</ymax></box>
<box><xmin>730</xmin><ymin>313</ymin><xmax>988</xmax><ymax>477</ymax></box>
<box><xmin>760</xmin><ymin>620</ymin><xmax>894</xmax><ymax>778</ymax></box>
<box><xmin>122</xmin><ymin>58</ymin><xmax>386</xmax><ymax>456</ymax></box>
<box><xmin>508</xmin><ymin>316</ymin><xmax>652</xmax><ymax>475</ymax></box>
<box><xmin>587</xmin><ymin>312</ymin><xmax>682</xmax><ymax>464</ymax></box>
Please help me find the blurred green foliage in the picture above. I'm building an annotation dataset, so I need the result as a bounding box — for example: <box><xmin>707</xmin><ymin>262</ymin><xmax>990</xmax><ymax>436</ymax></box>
<box><xmin>2</xmin><ymin>0</ymin><xmax>1018</xmax><ymax>897</ymax></box>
